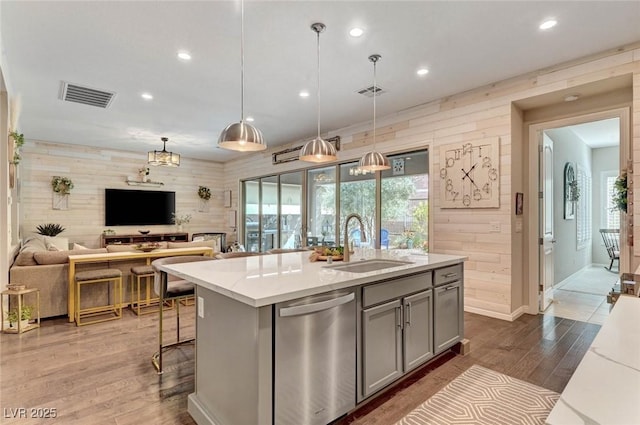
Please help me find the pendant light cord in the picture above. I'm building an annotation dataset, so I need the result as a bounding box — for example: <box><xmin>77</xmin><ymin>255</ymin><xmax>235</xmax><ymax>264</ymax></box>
<box><xmin>373</xmin><ymin>59</ymin><xmax>377</xmax><ymax>148</ymax></box>
<box><xmin>240</xmin><ymin>0</ymin><xmax>245</xmax><ymax>122</ymax></box>
<box><xmin>316</xmin><ymin>27</ymin><xmax>321</xmax><ymax>139</ymax></box>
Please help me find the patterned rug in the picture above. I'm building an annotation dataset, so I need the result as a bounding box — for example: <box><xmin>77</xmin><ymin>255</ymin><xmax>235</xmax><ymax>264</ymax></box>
<box><xmin>396</xmin><ymin>365</ymin><xmax>559</xmax><ymax>425</ymax></box>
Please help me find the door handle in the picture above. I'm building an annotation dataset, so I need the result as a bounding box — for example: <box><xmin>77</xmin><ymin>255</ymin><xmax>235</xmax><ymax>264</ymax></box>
<box><xmin>396</xmin><ymin>306</ymin><xmax>403</xmax><ymax>329</ymax></box>
<box><xmin>279</xmin><ymin>293</ymin><xmax>354</xmax><ymax>317</ymax></box>
<box><xmin>405</xmin><ymin>302</ymin><xmax>411</xmax><ymax>326</ymax></box>
<box><xmin>552</xmin><ymin>239</ymin><xmax>557</xmax><ymax>243</ymax></box>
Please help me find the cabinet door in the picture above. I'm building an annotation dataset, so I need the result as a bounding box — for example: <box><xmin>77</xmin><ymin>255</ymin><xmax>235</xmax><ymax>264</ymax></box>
<box><xmin>362</xmin><ymin>299</ymin><xmax>402</xmax><ymax>398</ymax></box>
<box><xmin>403</xmin><ymin>289</ymin><xmax>433</xmax><ymax>372</ymax></box>
<box><xmin>434</xmin><ymin>281</ymin><xmax>463</xmax><ymax>353</ymax></box>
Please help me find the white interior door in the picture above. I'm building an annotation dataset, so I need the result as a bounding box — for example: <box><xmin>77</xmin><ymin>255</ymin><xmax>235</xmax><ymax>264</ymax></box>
<box><xmin>539</xmin><ymin>133</ymin><xmax>555</xmax><ymax>311</ymax></box>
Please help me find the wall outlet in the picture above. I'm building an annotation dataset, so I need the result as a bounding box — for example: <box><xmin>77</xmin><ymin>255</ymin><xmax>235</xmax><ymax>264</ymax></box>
<box><xmin>489</xmin><ymin>222</ymin><xmax>501</xmax><ymax>233</ymax></box>
<box><xmin>197</xmin><ymin>296</ymin><xmax>204</xmax><ymax>318</ymax></box>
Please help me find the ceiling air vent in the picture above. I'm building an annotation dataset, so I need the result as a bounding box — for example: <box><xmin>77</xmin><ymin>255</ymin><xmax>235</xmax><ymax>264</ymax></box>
<box><xmin>357</xmin><ymin>85</ymin><xmax>386</xmax><ymax>98</ymax></box>
<box><xmin>59</xmin><ymin>81</ymin><xmax>116</xmax><ymax>108</ymax></box>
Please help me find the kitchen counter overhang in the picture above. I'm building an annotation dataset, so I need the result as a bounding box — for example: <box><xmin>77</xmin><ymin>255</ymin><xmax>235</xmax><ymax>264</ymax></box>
<box><xmin>158</xmin><ymin>251</ymin><xmax>466</xmax><ymax>307</ymax></box>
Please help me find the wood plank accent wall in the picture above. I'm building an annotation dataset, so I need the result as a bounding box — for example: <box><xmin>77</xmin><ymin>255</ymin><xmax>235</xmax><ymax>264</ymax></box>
<box><xmin>19</xmin><ymin>142</ymin><xmax>226</xmax><ymax>248</ymax></box>
<box><xmin>221</xmin><ymin>44</ymin><xmax>640</xmax><ymax>320</ymax></box>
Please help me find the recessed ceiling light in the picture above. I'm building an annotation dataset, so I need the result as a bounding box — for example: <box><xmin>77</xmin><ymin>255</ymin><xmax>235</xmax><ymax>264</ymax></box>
<box><xmin>245</xmin><ymin>116</ymin><xmax>255</xmax><ymax>122</ymax></box>
<box><xmin>299</xmin><ymin>90</ymin><xmax>310</xmax><ymax>98</ymax></box>
<box><xmin>141</xmin><ymin>93</ymin><xmax>153</xmax><ymax>100</ymax></box>
<box><xmin>539</xmin><ymin>19</ymin><xmax>557</xmax><ymax>30</ymax></box>
<box><xmin>417</xmin><ymin>68</ymin><xmax>429</xmax><ymax>76</ymax></box>
<box><xmin>564</xmin><ymin>94</ymin><xmax>580</xmax><ymax>102</ymax></box>
<box><xmin>177</xmin><ymin>51</ymin><xmax>192</xmax><ymax>61</ymax></box>
<box><xmin>349</xmin><ymin>28</ymin><xmax>364</xmax><ymax>37</ymax></box>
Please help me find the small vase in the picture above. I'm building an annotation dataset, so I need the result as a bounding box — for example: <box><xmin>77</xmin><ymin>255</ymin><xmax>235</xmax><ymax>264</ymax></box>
<box><xmin>176</xmin><ymin>224</ymin><xmax>183</xmax><ymax>233</ymax></box>
<box><xmin>142</xmin><ymin>175</ymin><xmax>148</xmax><ymax>183</ymax></box>
<box><xmin>407</xmin><ymin>240</ymin><xmax>414</xmax><ymax>249</ymax></box>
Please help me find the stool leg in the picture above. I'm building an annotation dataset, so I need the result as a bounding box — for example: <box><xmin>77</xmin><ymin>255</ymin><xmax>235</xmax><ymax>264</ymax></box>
<box><xmin>176</xmin><ymin>299</ymin><xmax>181</xmax><ymax>343</ymax></box>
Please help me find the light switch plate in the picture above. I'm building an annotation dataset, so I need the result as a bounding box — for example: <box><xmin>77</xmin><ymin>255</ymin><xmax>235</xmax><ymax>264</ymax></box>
<box><xmin>489</xmin><ymin>222</ymin><xmax>501</xmax><ymax>233</ymax></box>
<box><xmin>198</xmin><ymin>297</ymin><xmax>204</xmax><ymax>318</ymax></box>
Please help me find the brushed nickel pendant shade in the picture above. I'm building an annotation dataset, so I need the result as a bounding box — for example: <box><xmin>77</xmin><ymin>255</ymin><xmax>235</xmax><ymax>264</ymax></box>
<box><xmin>148</xmin><ymin>137</ymin><xmax>180</xmax><ymax>167</ymax></box>
<box><xmin>358</xmin><ymin>54</ymin><xmax>390</xmax><ymax>171</ymax></box>
<box><xmin>299</xmin><ymin>23</ymin><xmax>337</xmax><ymax>163</ymax></box>
<box><xmin>218</xmin><ymin>0</ymin><xmax>266</xmax><ymax>152</ymax></box>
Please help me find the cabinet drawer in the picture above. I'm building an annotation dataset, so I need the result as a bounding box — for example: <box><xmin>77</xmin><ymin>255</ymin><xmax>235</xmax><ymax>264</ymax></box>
<box><xmin>362</xmin><ymin>272</ymin><xmax>432</xmax><ymax>308</ymax></box>
<box><xmin>434</xmin><ymin>264</ymin><xmax>462</xmax><ymax>286</ymax></box>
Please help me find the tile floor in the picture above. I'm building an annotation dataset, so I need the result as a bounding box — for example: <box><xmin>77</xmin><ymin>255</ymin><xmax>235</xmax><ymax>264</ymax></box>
<box><xmin>544</xmin><ymin>264</ymin><xmax>619</xmax><ymax>324</ymax></box>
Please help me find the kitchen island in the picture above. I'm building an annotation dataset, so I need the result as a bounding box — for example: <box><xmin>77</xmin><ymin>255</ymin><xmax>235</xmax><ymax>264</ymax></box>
<box><xmin>159</xmin><ymin>250</ymin><xmax>466</xmax><ymax>425</ymax></box>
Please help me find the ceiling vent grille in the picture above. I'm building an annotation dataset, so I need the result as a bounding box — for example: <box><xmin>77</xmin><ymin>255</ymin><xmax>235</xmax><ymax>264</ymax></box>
<box><xmin>357</xmin><ymin>85</ymin><xmax>386</xmax><ymax>98</ymax></box>
<box><xmin>59</xmin><ymin>81</ymin><xmax>116</xmax><ymax>108</ymax></box>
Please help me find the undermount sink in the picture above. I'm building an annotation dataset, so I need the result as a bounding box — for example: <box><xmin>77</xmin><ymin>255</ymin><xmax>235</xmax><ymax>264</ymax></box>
<box><xmin>325</xmin><ymin>259</ymin><xmax>413</xmax><ymax>273</ymax></box>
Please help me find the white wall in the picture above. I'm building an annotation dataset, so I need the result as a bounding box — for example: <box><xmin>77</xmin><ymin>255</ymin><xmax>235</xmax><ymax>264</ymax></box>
<box><xmin>546</xmin><ymin>128</ymin><xmax>592</xmax><ymax>283</ymax></box>
<box><xmin>592</xmin><ymin>146</ymin><xmax>620</xmax><ymax>265</ymax></box>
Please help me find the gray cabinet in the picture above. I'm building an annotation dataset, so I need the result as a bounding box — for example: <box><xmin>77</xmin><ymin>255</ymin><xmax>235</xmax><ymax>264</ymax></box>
<box><xmin>362</xmin><ymin>299</ymin><xmax>403</xmax><ymax>397</ymax></box>
<box><xmin>403</xmin><ymin>289</ymin><xmax>434</xmax><ymax>371</ymax></box>
<box><xmin>434</xmin><ymin>280</ymin><xmax>463</xmax><ymax>353</ymax></box>
<box><xmin>361</xmin><ymin>272</ymin><xmax>434</xmax><ymax>399</ymax></box>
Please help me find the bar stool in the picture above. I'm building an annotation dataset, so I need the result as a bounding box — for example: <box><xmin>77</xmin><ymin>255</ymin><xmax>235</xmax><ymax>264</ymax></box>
<box><xmin>130</xmin><ymin>265</ymin><xmax>172</xmax><ymax>315</ymax></box>
<box><xmin>75</xmin><ymin>268</ymin><xmax>122</xmax><ymax>326</ymax></box>
<box><xmin>151</xmin><ymin>255</ymin><xmax>216</xmax><ymax>374</ymax></box>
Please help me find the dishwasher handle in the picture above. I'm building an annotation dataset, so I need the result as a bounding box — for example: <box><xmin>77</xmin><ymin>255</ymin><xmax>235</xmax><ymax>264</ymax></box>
<box><xmin>279</xmin><ymin>292</ymin><xmax>355</xmax><ymax>317</ymax></box>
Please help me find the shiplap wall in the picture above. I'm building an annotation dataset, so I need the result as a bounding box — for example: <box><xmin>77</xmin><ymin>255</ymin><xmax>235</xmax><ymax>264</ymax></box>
<box><xmin>221</xmin><ymin>44</ymin><xmax>640</xmax><ymax>320</ymax></box>
<box><xmin>19</xmin><ymin>141</ymin><xmax>226</xmax><ymax>248</ymax></box>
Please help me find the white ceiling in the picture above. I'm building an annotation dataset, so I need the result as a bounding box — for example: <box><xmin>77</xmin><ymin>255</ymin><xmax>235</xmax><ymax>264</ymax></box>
<box><xmin>1</xmin><ymin>1</ymin><xmax>639</xmax><ymax>163</ymax></box>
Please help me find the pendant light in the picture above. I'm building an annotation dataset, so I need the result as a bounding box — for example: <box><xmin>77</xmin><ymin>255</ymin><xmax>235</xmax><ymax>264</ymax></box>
<box><xmin>358</xmin><ymin>54</ymin><xmax>390</xmax><ymax>171</ymax></box>
<box><xmin>299</xmin><ymin>23</ymin><xmax>337</xmax><ymax>163</ymax></box>
<box><xmin>218</xmin><ymin>0</ymin><xmax>266</xmax><ymax>152</ymax></box>
<box><xmin>148</xmin><ymin>137</ymin><xmax>180</xmax><ymax>167</ymax></box>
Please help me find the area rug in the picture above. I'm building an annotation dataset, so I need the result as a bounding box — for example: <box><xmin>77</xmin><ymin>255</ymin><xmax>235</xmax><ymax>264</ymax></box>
<box><xmin>395</xmin><ymin>365</ymin><xmax>559</xmax><ymax>425</ymax></box>
<box><xmin>554</xmin><ymin>266</ymin><xmax>619</xmax><ymax>296</ymax></box>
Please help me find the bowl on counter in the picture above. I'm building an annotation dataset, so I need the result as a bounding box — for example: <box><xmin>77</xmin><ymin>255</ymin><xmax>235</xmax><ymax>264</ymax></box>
<box><xmin>138</xmin><ymin>230</ymin><xmax>150</xmax><ymax>235</ymax></box>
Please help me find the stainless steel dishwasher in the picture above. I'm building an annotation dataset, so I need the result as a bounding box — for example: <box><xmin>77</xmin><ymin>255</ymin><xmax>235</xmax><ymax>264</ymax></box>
<box><xmin>274</xmin><ymin>290</ymin><xmax>356</xmax><ymax>425</ymax></box>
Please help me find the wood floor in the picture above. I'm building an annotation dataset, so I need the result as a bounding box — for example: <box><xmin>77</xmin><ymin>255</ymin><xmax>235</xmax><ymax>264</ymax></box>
<box><xmin>0</xmin><ymin>307</ymin><xmax>600</xmax><ymax>425</ymax></box>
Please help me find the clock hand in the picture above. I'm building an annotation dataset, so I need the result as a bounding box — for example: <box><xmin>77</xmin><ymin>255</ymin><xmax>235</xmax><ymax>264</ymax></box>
<box><xmin>461</xmin><ymin>164</ymin><xmax>479</xmax><ymax>189</ymax></box>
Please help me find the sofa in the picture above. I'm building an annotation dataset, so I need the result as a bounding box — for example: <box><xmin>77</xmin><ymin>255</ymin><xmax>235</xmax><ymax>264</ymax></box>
<box><xmin>9</xmin><ymin>236</ymin><xmax>221</xmax><ymax>319</ymax></box>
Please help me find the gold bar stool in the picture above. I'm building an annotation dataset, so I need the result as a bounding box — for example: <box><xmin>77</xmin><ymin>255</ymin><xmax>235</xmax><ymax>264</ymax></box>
<box><xmin>75</xmin><ymin>269</ymin><xmax>123</xmax><ymax>326</ymax></box>
<box><xmin>130</xmin><ymin>265</ymin><xmax>171</xmax><ymax>315</ymax></box>
<box><xmin>151</xmin><ymin>256</ymin><xmax>215</xmax><ymax>374</ymax></box>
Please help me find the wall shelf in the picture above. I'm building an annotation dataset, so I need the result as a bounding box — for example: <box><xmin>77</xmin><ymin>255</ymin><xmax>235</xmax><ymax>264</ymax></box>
<box><xmin>125</xmin><ymin>178</ymin><xmax>164</xmax><ymax>187</ymax></box>
<box><xmin>101</xmin><ymin>232</ymin><xmax>188</xmax><ymax>247</ymax></box>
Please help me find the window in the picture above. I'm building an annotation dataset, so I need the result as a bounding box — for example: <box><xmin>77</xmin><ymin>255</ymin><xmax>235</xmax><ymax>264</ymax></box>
<box><xmin>576</xmin><ymin>165</ymin><xmax>591</xmax><ymax>249</ymax></box>
<box><xmin>603</xmin><ymin>171</ymin><xmax>620</xmax><ymax>229</ymax></box>
<box><xmin>241</xmin><ymin>149</ymin><xmax>429</xmax><ymax>253</ymax></box>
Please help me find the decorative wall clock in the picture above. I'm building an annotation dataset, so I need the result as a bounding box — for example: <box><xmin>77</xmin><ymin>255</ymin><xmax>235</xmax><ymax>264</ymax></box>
<box><xmin>439</xmin><ymin>139</ymin><xmax>500</xmax><ymax>208</ymax></box>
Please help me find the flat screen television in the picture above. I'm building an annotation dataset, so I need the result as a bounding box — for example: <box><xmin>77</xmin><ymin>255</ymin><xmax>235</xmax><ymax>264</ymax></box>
<box><xmin>105</xmin><ymin>188</ymin><xmax>175</xmax><ymax>226</ymax></box>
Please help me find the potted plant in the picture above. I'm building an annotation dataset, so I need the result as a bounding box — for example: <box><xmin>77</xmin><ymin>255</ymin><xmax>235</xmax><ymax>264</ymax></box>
<box><xmin>36</xmin><ymin>223</ymin><xmax>66</xmax><ymax>237</ymax></box>
<box><xmin>138</xmin><ymin>166</ymin><xmax>150</xmax><ymax>182</ymax></box>
<box><xmin>7</xmin><ymin>305</ymin><xmax>34</xmax><ymax>329</ymax></box>
<box><xmin>198</xmin><ymin>186</ymin><xmax>212</xmax><ymax>201</ymax></box>
<box><xmin>172</xmin><ymin>212</ymin><xmax>192</xmax><ymax>232</ymax></box>
<box><xmin>8</xmin><ymin>131</ymin><xmax>25</xmax><ymax>165</ymax></box>
<box><xmin>51</xmin><ymin>176</ymin><xmax>74</xmax><ymax>194</ymax></box>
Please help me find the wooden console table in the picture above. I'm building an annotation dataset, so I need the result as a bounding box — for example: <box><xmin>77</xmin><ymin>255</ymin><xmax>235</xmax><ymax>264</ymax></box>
<box><xmin>67</xmin><ymin>247</ymin><xmax>214</xmax><ymax>322</ymax></box>
<box><xmin>101</xmin><ymin>232</ymin><xmax>188</xmax><ymax>247</ymax></box>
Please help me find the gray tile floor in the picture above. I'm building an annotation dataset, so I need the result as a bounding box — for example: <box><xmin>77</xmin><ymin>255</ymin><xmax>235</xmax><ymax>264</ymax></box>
<box><xmin>544</xmin><ymin>265</ymin><xmax>619</xmax><ymax>324</ymax></box>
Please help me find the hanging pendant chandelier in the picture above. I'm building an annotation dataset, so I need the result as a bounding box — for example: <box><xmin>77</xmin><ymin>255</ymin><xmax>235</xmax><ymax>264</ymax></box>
<box><xmin>218</xmin><ymin>0</ymin><xmax>266</xmax><ymax>152</ymax></box>
<box><xmin>148</xmin><ymin>137</ymin><xmax>180</xmax><ymax>167</ymax></box>
<box><xmin>358</xmin><ymin>54</ymin><xmax>390</xmax><ymax>171</ymax></box>
<box><xmin>299</xmin><ymin>23</ymin><xmax>337</xmax><ymax>163</ymax></box>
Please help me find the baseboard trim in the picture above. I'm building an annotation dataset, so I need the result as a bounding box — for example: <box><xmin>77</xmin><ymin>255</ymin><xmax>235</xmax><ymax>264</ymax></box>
<box><xmin>464</xmin><ymin>305</ymin><xmax>529</xmax><ymax>322</ymax></box>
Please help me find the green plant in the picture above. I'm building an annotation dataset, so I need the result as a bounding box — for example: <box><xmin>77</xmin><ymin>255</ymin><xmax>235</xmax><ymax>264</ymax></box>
<box><xmin>7</xmin><ymin>305</ymin><xmax>33</xmax><ymax>324</ymax></box>
<box><xmin>36</xmin><ymin>223</ymin><xmax>66</xmax><ymax>237</ymax></box>
<box><xmin>198</xmin><ymin>186</ymin><xmax>212</xmax><ymax>201</ymax></box>
<box><xmin>51</xmin><ymin>176</ymin><xmax>74</xmax><ymax>194</ymax></box>
<box><xmin>9</xmin><ymin>131</ymin><xmax>25</xmax><ymax>164</ymax></box>
<box><xmin>172</xmin><ymin>212</ymin><xmax>192</xmax><ymax>225</ymax></box>
<box><xmin>612</xmin><ymin>173</ymin><xmax>628</xmax><ymax>213</ymax></box>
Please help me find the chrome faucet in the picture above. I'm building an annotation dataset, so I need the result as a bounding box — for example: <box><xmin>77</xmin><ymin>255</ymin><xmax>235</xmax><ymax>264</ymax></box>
<box><xmin>343</xmin><ymin>213</ymin><xmax>366</xmax><ymax>262</ymax></box>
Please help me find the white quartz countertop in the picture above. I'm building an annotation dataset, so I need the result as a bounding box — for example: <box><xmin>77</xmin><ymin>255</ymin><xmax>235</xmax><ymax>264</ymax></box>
<box><xmin>546</xmin><ymin>295</ymin><xmax>640</xmax><ymax>424</ymax></box>
<box><xmin>158</xmin><ymin>251</ymin><xmax>466</xmax><ymax>307</ymax></box>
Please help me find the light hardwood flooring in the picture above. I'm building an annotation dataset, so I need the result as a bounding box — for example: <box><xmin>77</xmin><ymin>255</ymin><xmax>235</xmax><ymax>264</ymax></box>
<box><xmin>0</xmin><ymin>307</ymin><xmax>599</xmax><ymax>425</ymax></box>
